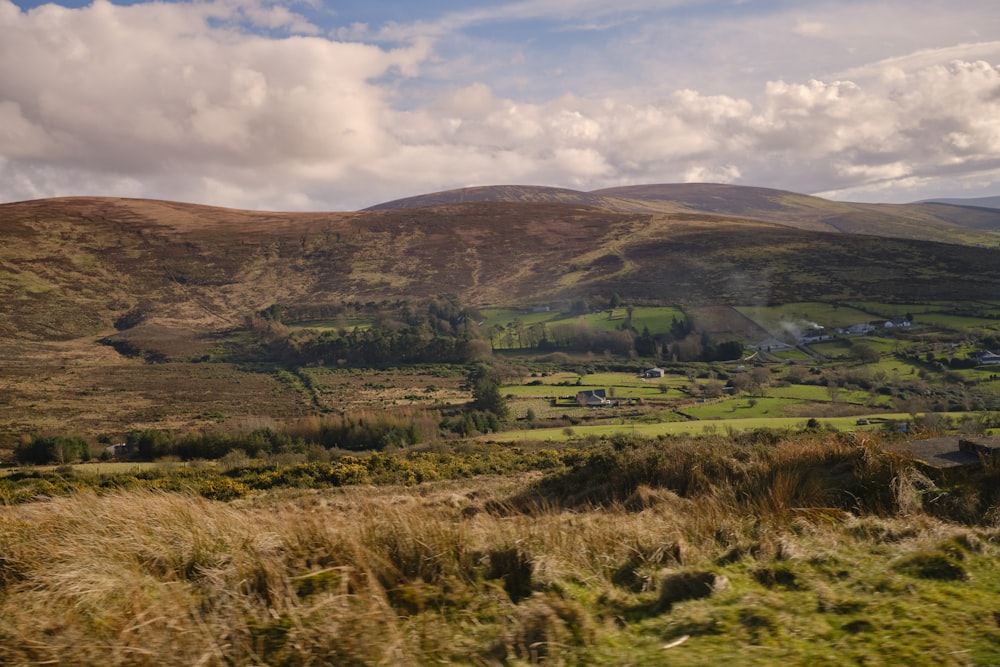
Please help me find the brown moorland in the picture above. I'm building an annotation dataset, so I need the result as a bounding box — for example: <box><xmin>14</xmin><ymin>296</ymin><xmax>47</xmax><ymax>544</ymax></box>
<box><xmin>4</xmin><ymin>191</ymin><xmax>1000</xmax><ymax>344</ymax></box>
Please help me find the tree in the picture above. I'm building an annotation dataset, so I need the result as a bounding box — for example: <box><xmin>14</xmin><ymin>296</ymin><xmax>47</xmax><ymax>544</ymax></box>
<box><xmin>750</xmin><ymin>367</ymin><xmax>772</xmax><ymax>396</ymax></box>
<box><xmin>15</xmin><ymin>435</ymin><xmax>90</xmax><ymax>465</ymax></box>
<box><xmin>635</xmin><ymin>326</ymin><xmax>657</xmax><ymax>357</ymax></box>
<box><xmin>703</xmin><ymin>380</ymin><xmax>725</xmax><ymax>398</ymax></box>
<box><xmin>850</xmin><ymin>343</ymin><xmax>880</xmax><ymax>364</ymax></box>
<box><xmin>491</xmin><ymin>324</ymin><xmax>505</xmax><ymax>351</ymax></box>
<box><xmin>731</xmin><ymin>372</ymin><xmax>752</xmax><ymax>394</ymax></box>
<box><xmin>468</xmin><ymin>364</ymin><xmax>509</xmax><ymax>419</ymax></box>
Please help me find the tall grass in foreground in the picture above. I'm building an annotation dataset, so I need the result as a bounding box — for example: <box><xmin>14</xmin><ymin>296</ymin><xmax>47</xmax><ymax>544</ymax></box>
<box><xmin>3</xmin><ymin>433</ymin><xmax>1000</xmax><ymax>664</ymax></box>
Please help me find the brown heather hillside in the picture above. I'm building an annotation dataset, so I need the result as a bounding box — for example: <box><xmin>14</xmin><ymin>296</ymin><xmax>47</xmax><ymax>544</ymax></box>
<box><xmin>373</xmin><ymin>182</ymin><xmax>1000</xmax><ymax>244</ymax></box>
<box><xmin>4</xmin><ymin>193</ymin><xmax>1000</xmax><ymax>344</ymax></box>
<box><xmin>0</xmin><ymin>196</ymin><xmax>641</xmax><ymax>340</ymax></box>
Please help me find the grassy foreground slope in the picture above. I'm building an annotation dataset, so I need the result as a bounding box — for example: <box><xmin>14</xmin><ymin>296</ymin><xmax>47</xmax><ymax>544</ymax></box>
<box><xmin>2</xmin><ymin>433</ymin><xmax>1000</xmax><ymax>665</ymax></box>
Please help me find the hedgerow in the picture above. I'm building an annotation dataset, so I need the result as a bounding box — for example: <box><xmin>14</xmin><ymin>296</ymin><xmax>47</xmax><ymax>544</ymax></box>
<box><xmin>0</xmin><ymin>444</ymin><xmax>572</xmax><ymax>504</ymax></box>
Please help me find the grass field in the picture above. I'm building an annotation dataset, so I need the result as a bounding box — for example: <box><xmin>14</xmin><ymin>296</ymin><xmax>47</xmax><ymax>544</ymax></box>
<box><xmin>0</xmin><ymin>461</ymin><xmax>165</xmax><ymax>478</ymax></box>
<box><xmin>843</xmin><ymin>301</ymin><xmax>939</xmax><ymax>318</ymax></box>
<box><xmin>737</xmin><ymin>302</ymin><xmax>875</xmax><ymax>331</ymax></box>
<box><xmin>771</xmin><ymin>348</ymin><xmax>812</xmax><ymax>360</ymax></box>
<box><xmin>483</xmin><ymin>414</ymin><xmax>902</xmax><ymax>441</ymax></box>
<box><xmin>480</xmin><ymin>306</ymin><xmax>687</xmax><ymax>349</ymax></box>
<box><xmin>908</xmin><ymin>312</ymin><xmax>1000</xmax><ymax>331</ymax></box>
<box><xmin>490</xmin><ymin>409</ymin><xmax>990</xmax><ymax>442</ymax></box>
<box><xmin>289</xmin><ymin>316</ymin><xmax>372</xmax><ymax>332</ymax></box>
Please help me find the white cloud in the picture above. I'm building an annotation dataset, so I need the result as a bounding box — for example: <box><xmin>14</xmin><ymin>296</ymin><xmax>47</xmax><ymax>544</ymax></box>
<box><xmin>0</xmin><ymin>0</ymin><xmax>431</xmax><ymax>207</ymax></box>
<box><xmin>0</xmin><ymin>0</ymin><xmax>999</xmax><ymax>209</ymax></box>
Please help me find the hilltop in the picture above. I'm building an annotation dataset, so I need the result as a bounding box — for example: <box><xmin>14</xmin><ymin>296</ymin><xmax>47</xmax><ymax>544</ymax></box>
<box><xmin>370</xmin><ymin>182</ymin><xmax>1000</xmax><ymax>244</ymax></box>
<box><xmin>918</xmin><ymin>195</ymin><xmax>1000</xmax><ymax>210</ymax></box>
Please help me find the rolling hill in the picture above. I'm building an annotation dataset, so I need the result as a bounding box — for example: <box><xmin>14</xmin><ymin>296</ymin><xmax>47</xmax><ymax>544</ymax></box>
<box><xmin>918</xmin><ymin>195</ymin><xmax>1000</xmax><ymax>210</ymax></box>
<box><xmin>371</xmin><ymin>183</ymin><xmax>1000</xmax><ymax>244</ymax></box>
<box><xmin>3</xmin><ymin>184</ymin><xmax>1000</xmax><ymax>440</ymax></box>
<box><xmin>3</xmin><ymin>189</ymin><xmax>1000</xmax><ymax>346</ymax></box>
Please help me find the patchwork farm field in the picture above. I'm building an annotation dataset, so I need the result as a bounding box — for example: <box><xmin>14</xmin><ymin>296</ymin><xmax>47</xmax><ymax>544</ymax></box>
<box><xmin>5</xmin><ymin>299</ymin><xmax>1000</xmax><ymax>453</ymax></box>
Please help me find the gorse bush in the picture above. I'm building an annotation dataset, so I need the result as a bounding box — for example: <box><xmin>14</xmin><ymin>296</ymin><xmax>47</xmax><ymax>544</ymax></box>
<box><xmin>5</xmin><ymin>430</ymin><xmax>998</xmax><ymax>528</ymax></box>
<box><xmin>0</xmin><ymin>444</ymin><xmax>572</xmax><ymax>504</ymax></box>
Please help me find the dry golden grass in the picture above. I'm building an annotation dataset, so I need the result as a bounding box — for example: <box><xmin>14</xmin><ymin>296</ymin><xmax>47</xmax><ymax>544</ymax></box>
<box><xmin>0</xmin><ymin>475</ymin><xmax>721</xmax><ymax>665</ymax></box>
<box><xmin>2</xmin><ymin>450</ymin><xmax>1000</xmax><ymax>666</ymax></box>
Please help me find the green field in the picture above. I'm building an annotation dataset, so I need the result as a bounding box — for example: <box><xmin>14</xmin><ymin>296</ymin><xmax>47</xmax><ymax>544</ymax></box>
<box><xmin>479</xmin><ymin>307</ymin><xmax>562</xmax><ymax>329</ymax></box>
<box><xmin>483</xmin><ymin>415</ymin><xmax>893</xmax><ymax>442</ymax></box>
<box><xmin>290</xmin><ymin>316</ymin><xmax>372</xmax><ymax>332</ymax></box>
<box><xmin>503</xmin><ymin>373</ymin><xmax>689</xmax><ymax>401</ymax></box>
<box><xmin>487</xmin><ymin>410</ymin><xmax>984</xmax><ymax>442</ymax></box>
<box><xmin>771</xmin><ymin>348</ymin><xmax>812</xmax><ymax>360</ymax></box>
<box><xmin>480</xmin><ymin>306</ymin><xmax>687</xmax><ymax>349</ymax></box>
<box><xmin>907</xmin><ymin>312</ymin><xmax>1000</xmax><ymax>331</ymax></box>
<box><xmin>737</xmin><ymin>302</ymin><xmax>875</xmax><ymax>331</ymax></box>
<box><xmin>843</xmin><ymin>301</ymin><xmax>939</xmax><ymax>318</ymax></box>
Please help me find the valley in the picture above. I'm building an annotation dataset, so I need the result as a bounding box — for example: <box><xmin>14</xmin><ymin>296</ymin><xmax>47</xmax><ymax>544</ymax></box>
<box><xmin>3</xmin><ymin>185</ymin><xmax>1000</xmax><ymax>665</ymax></box>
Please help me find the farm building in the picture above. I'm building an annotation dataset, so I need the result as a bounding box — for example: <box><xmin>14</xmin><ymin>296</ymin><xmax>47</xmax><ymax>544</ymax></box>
<box><xmin>748</xmin><ymin>338</ymin><xmax>793</xmax><ymax>353</ymax></box>
<box><xmin>643</xmin><ymin>367</ymin><xmax>665</xmax><ymax>379</ymax></box>
<box><xmin>799</xmin><ymin>330</ymin><xmax>833</xmax><ymax>344</ymax></box>
<box><xmin>576</xmin><ymin>389</ymin><xmax>610</xmax><ymax>406</ymax></box>
<box><xmin>975</xmin><ymin>350</ymin><xmax>1000</xmax><ymax>365</ymax></box>
<box><xmin>890</xmin><ymin>436</ymin><xmax>1000</xmax><ymax>469</ymax></box>
<box><xmin>837</xmin><ymin>323</ymin><xmax>876</xmax><ymax>335</ymax></box>
<box><xmin>104</xmin><ymin>443</ymin><xmax>130</xmax><ymax>458</ymax></box>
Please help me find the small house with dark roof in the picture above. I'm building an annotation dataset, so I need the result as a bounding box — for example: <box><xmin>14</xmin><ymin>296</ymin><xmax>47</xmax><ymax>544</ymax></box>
<box><xmin>575</xmin><ymin>389</ymin><xmax>609</xmax><ymax>407</ymax></box>
<box><xmin>974</xmin><ymin>350</ymin><xmax>1000</xmax><ymax>366</ymax></box>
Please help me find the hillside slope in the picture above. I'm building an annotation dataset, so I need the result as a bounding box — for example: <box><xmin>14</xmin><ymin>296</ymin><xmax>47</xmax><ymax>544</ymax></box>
<box><xmin>919</xmin><ymin>196</ymin><xmax>1000</xmax><ymax>210</ymax></box>
<box><xmin>4</xmin><ymin>195</ymin><xmax>1000</xmax><ymax>344</ymax></box>
<box><xmin>372</xmin><ymin>183</ymin><xmax>1000</xmax><ymax>245</ymax></box>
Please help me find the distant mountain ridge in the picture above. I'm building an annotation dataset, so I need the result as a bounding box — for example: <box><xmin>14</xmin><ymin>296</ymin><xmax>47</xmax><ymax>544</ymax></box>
<box><xmin>916</xmin><ymin>196</ymin><xmax>1000</xmax><ymax>210</ymax></box>
<box><xmin>365</xmin><ymin>185</ymin><xmax>608</xmax><ymax>209</ymax></box>
<box><xmin>368</xmin><ymin>183</ymin><xmax>1000</xmax><ymax>244</ymax></box>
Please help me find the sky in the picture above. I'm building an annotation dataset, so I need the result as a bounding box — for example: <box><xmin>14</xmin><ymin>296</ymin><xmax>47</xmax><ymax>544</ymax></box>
<box><xmin>1</xmin><ymin>0</ymin><xmax>999</xmax><ymax>211</ymax></box>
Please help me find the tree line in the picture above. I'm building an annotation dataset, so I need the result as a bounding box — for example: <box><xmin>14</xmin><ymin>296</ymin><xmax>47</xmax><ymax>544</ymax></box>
<box><xmin>249</xmin><ymin>297</ymin><xmax>742</xmax><ymax>366</ymax></box>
